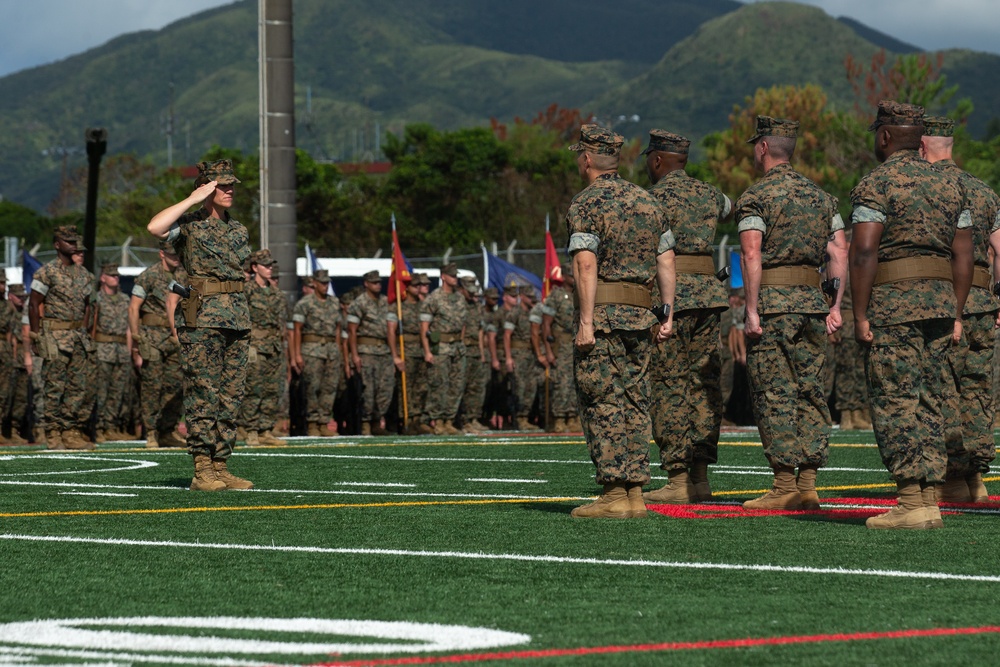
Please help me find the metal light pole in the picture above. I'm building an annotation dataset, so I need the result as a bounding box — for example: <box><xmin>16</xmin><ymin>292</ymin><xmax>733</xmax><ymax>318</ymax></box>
<box><xmin>84</xmin><ymin>127</ymin><xmax>107</xmax><ymax>274</ymax></box>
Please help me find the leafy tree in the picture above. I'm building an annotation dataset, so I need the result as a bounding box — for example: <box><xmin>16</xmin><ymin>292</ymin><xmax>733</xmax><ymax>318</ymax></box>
<box><xmin>0</xmin><ymin>200</ymin><xmax>50</xmax><ymax>246</ymax></box>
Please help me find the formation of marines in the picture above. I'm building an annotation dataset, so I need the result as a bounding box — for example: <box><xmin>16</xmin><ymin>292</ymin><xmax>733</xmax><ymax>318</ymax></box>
<box><xmin>1</xmin><ymin>102</ymin><xmax>997</xmax><ymax>529</ymax></box>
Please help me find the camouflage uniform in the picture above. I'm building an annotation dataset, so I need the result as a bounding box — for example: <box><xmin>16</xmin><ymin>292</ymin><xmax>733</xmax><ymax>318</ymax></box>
<box><xmin>388</xmin><ymin>290</ymin><xmax>428</xmax><ymax>426</ymax></box>
<box><xmin>132</xmin><ymin>261</ymin><xmax>187</xmax><ymax>439</ymax></box>
<box><xmin>460</xmin><ymin>290</ymin><xmax>489</xmax><ymax>426</ymax></box>
<box><xmin>832</xmin><ymin>275</ymin><xmax>868</xmax><ymax>417</ymax></box>
<box><xmin>541</xmin><ymin>283</ymin><xmax>577</xmax><ymax>422</ymax></box>
<box><xmin>292</xmin><ymin>291</ymin><xmax>343</xmax><ymax>427</ymax></box>
<box><xmin>737</xmin><ymin>161</ymin><xmax>841</xmax><ymax>470</ymax></box>
<box><xmin>648</xmin><ymin>168</ymin><xmax>731</xmax><ymax>472</ymax></box>
<box><xmin>6</xmin><ymin>294</ymin><xmax>30</xmax><ymax>439</ymax></box>
<box><xmin>348</xmin><ymin>286</ymin><xmax>395</xmax><ymax>424</ymax></box>
<box><xmin>504</xmin><ymin>299</ymin><xmax>541</xmax><ymax>424</ymax></box>
<box><xmin>91</xmin><ymin>285</ymin><xmax>132</xmax><ymax>434</ymax></box>
<box><xmin>166</xmin><ymin>207</ymin><xmax>251</xmax><ymax>461</ymax></box>
<box><xmin>933</xmin><ymin>157</ymin><xmax>1000</xmax><ymax>477</ymax></box>
<box><xmin>420</xmin><ymin>280</ymin><xmax>467</xmax><ymax>424</ymax></box>
<box><xmin>566</xmin><ymin>169</ymin><xmax>663</xmax><ymax>486</ymax></box>
<box><xmin>241</xmin><ymin>275</ymin><xmax>289</xmax><ymax>434</ymax></box>
<box><xmin>31</xmin><ymin>257</ymin><xmax>96</xmax><ymax>435</ymax></box>
<box><xmin>851</xmin><ymin>149</ymin><xmax>966</xmax><ymax>483</ymax></box>
<box><xmin>0</xmin><ymin>288</ymin><xmax>12</xmax><ymax>436</ymax></box>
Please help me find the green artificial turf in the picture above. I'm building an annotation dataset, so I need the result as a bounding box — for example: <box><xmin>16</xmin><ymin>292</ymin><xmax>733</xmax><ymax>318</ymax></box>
<box><xmin>2</xmin><ymin>430</ymin><xmax>999</xmax><ymax>666</ymax></box>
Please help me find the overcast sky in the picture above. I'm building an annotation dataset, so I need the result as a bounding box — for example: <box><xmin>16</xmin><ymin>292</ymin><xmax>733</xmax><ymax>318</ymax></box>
<box><xmin>0</xmin><ymin>0</ymin><xmax>999</xmax><ymax>78</ymax></box>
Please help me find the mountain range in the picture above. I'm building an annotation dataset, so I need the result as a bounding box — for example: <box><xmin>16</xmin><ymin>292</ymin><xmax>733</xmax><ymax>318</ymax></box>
<box><xmin>1</xmin><ymin>0</ymin><xmax>998</xmax><ymax>212</ymax></box>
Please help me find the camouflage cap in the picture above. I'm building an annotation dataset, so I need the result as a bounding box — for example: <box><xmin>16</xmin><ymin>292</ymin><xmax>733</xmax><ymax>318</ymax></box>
<box><xmin>101</xmin><ymin>263</ymin><xmax>120</xmax><ymax>276</ymax></box>
<box><xmin>312</xmin><ymin>269</ymin><xmax>331</xmax><ymax>283</ymax></box>
<box><xmin>521</xmin><ymin>285</ymin><xmax>537</xmax><ymax>300</ymax></box>
<box><xmin>250</xmin><ymin>249</ymin><xmax>276</xmax><ymax>266</ymax></box>
<box><xmin>641</xmin><ymin>129</ymin><xmax>691</xmax><ymax>155</ymax></box>
<box><xmin>8</xmin><ymin>284</ymin><xmax>25</xmax><ymax>297</ymax></box>
<box><xmin>197</xmin><ymin>159</ymin><xmax>241</xmax><ymax>185</ymax></box>
<box><xmin>922</xmin><ymin>115</ymin><xmax>954</xmax><ymax>137</ymax></box>
<box><xmin>440</xmin><ymin>262</ymin><xmax>458</xmax><ymax>277</ymax></box>
<box><xmin>568</xmin><ymin>124</ymin><xmax>624</xmax><ymax>156</ymax></box>
<box><xmin>483</xmin><ymin>287</ymin><xmax>499</xmax><ymax>300</ymax></box>
<box><xmin>412</xmin><ymin>272</ymin><xmax>431</xmax><ymax>286</ymax></box>
<box><xmin>158</xmin><ymin>239</ymin><xmax>177</xmax><ymax>255</ymax></box>
<box><xmin>53</xmin><ymin>225</ymin><xmax>82</xmax><ymax>244</ymax></box>
<box><xmin>362</xmin><ymin>270</ymin><xmax>380</xmax><ymax>282</ymax></box>
<box><xmin>504</xmin><ymin>283</ymin><xmax>521</xmax><ymax>297</ymax></box>
<box><xmin>746</xmin><ymin>116</ymin><xmax>800</xmax><ymax>144</ymax></box>
<box><xmin>868</xmin><ymin>100</ymin><xmax>924</xmax><ymax>132</ymax></box>
<box><xmin>270</xmin><ymin>263</ymin><xmax>280</xmax><ymax>277</ymax></box>
<box><xmin>459</xmin><ymin>276</ymin><xmax>478</xmax><ymax>292</ymax></box>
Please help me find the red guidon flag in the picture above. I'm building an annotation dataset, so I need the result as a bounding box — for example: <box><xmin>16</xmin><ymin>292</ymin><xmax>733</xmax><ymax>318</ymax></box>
<box><xmin>387</xmin><ymin>224</ymin><xmax>412</xmax><ymax>304</ymax></box>
<box><xmin>543</xmin><ymin>228</ymin><xmax>561</xmax><ymax>299</ymax></box>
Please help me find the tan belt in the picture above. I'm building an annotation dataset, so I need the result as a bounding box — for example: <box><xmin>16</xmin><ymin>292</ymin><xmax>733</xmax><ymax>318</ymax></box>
<box><xmin>464</xmin><ymin>337</ymin><xmax>479</xmax><ymax>347</ymax></box>
<box><xmin>357</xmin><ymin>336</ymin><xmax>388</xmax><ymax>347</ymax></box>
<box><xmin>251</xmin><ymin>328</ymin><xmax>282</xmax><ymax>340</ymax></box>
<box><xmin>973</xmin><ymin>265</ymin><xmax>992</xmax><ymax>290</ymax></box>
<box><xmin>189</xmin><ymin>276</ymin><xmax>245</xmax><ymax>295</ymax></box>
<box><xmin>509</xmin><ymin>339</ymin><xmax>533</xmax><ymax>350</ymax></box>
<box><xmin>141</xmin><ymin>313</ymin><xmax>169</xmax><ymax>327</ymax></box>
<box><xmin>93</xmin><ymin>332</ymin><xmax>127</xmax><ymax>344</ymax></box>
<box><xmin>674</xmin><ymin>255</ymin><xmax>716</xmax><ymax>275</ymax></box>
<box><xmin>759</xmin><ymin>265</ymin><xmax>822</xmax><ymax>289</ymax></box>
<box><xmin>41</xmin><ymin>319</ymin><xmax>83</xmax><ymax>331</ymax></box>
<box><xmin>401</xmin><ymin>334</ymin><xmax>422</xmax><ymax>345</ymax></box>
<box><xmin>302</xmin><ymin>333</ymin><xmax>337</xmax><ymax>344</ymax></box>
<box><xmin>437</xmin><ymin>333</ymin><xmax>462</xmax><ymax>343</ymax></box>
<box><xmin>874</xmin><ymin>257</ymin><xmax>952</xmax><ymax>286</ymax></box>
<box><xmin>593</xmin><ymin>280</ymin><xmax>652</xmax><ymax>308</ymax></box>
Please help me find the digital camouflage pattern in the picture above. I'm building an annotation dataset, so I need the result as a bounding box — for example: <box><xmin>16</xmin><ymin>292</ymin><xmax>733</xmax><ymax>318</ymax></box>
<box><xmin>32</xmin><ymin>259</ymin><xmax>95</xmax><ymax>431</ymax></box>
<box><xmin>461</xmin><ymin>298</ymin><xmax>489</xmax><ymax>425</ymax></box>
<box><xmin>133</xmin><ymin>262</ymin><xmax>185</xmax><ymax>437</ymax></box>
<box><xmin>167</xmin><ymin>209</ymin><xmax>251</xmax><ymax>330</ymax></box>
<box><xmin>850</xmin><ymin>149</ymin><xmax>964</xmax><ymax>326</ymax></box>
<box><xmin>868</xmin><ymin>100</ymin><xmax>924</xmax><ymax>131</ymax></box>
<box><xmin>91</xmin><ymin>290</ymin><xmax>132</xmax><ymax>432</ymax></box>
<box><xmin>388</xmin><ymin>295</ymin><xmax>428</xmax><ymax>423</ymax></box>
<box><xmin>240</xmin><ymin>279</ymin><xmax>289</xmax><ymax>432</ymax></box>
<box><xmin>746</xmin><ymin>115</ymin><xmax>799</xmax><ymax>143</ymax></box>
<box><xmin>642</xmin><ymin>130</ymin><xmax>691</xmax><ymax>155</ymax></box>
<box><xmin>735</xmin><ymin>163</ymin><xmax>839</xmax><ymax>315</ymax></box>
<box><xmin>4</xmin><ymin>304</ymin><xmax>29</xmax><ymax>435</ymax></box>
<box><xmin>348</xmin><ymin>292</ymin><xmax>394</xmax><ymax>423</ymax></box>
<box><xmin>421</xmin><ymin>286</ymin><xmax>467</xmax><ymax>421</ymax></box>
<box><xmin>293</xmin><ymin>292</ymin><xmax>343</xmax><ymax>425</ymax></box>
<box><xmin>852</xmin><ymin>148</ymin><xmax>966</xmax><ymax>483</ymax></box>
<box><xmin>170</xmin><ymin>208</ymin><xmax>251</xmax><ymax>460</ymax></box>
<box><xmin>565</xmin><ymin>172</ymin><xmax>662</xmax><ymax>333</ymax></box>
<box><xmin>0</xmin><ymin>300</ymin><xmax>14</xmax><ymax>430</ymax></box>
<box><xmin>568</xmin><ymin>124</ymin><xmax>624</xmax><ymax>156</ymax></box>
<box><xmin>832</xmin><ymin>275</ymin><xmax>868</xmax><ymax>413</ymax></box>
<box><xmin>505</xmin><ymin>304</ymin><xmax>540</xmax><ymax>419</ymax></box>
<box><xmin>566</xmin><ymin>173</ymin><xmax>661</xmax><ymax>484</ymax></box>
<box><xmin>542</xmin><ymin>285</ymin><xmax>577</xmax><ymax>419</ymax></box>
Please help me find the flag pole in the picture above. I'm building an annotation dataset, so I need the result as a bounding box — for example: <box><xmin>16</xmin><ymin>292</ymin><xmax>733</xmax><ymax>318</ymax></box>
<box><xmin>392</xmin><ymin>213</ymin><xmax>409</xmax><ymax>426</ymax></box>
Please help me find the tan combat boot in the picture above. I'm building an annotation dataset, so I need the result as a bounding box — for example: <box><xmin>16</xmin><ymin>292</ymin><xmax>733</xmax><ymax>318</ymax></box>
<box><xmin>244</xmin><ymin>430</ymin><xmax>260</xmax><ymax>446</ymax></box>
<box><xmin>417</xmin><ymin>421</ymin><xmax>436</xmax><ymax>435</ymax></box>
<box><xmin>626</xmin><ymin>484</ymin><xmax>647</xmax><ymax>518</ymax></box>
<box><xmin>63</xmin><ymin>429</ymin><xmax>94</xmax><ymax>450</ymax></box>
<box><xmin>743</xmin><ymin>467</ymin><xmax>802</xmax><ymax>510</ymax></box>
<box><xmin>236</xmin><ymin>426</ymin><xmax>248</xmax><ymax>442</ymax></box>
<box><xmin>571</xmin><ymin>483</ymin><xmax>632</xmax><ymax>519</ymax></box>
<box><xmin>159</xmin><ymin>431</ymin><xmax>187</xmax><ymax>448</ymax></box>
<box><xmin>690</xmin><ymin>462</ymin><xmax>713</xmax><ymax>502</ymax></box>
<box><xmin>258</xmin><ymin>430</ymin><xmax>287</xmax><ymax>447</ymax></box>
<box><xmin>145</xmin><ymin>431</ymin><xmax>159</xmax><ymax>449</ymax></box>
<box><xmin>95</xmin><ymin>430</ymin><xmax>107</xmax><ymax>444</ymax></box>
<box><xmin>866</xmin><ymin>481</ymin><xmax>931</xmax><ymax>529</ymax></box>
<box><xmin>568</xmin><ymin>416</ymin><xmax>583</xmax><ymax>432</ymax></box>
<box><xmin>797</xmin><ymin>466</ymin><xmax>821</xmax><ymax>510</ymax></box>
<box><xmin>643</xmin><ymin>469</ymin><xmax>693</xmax><ymax>504</ymax></box>
<box><xmin>319</xmin><ymin>423</ymin><xmax>338</xmax><ymax>437</ymax></box>
<box><xmin>212</xmin><ymin>458</ymin><xmax>254</xmax><ymax>490</ymax></box>
<box><xmin>7</xmin><ymin>430</ymin><xmax>27</xmax><ymax>445</ymax></box>
<box><xmin>967</xmin><ymin>472</ymin><xmax>990</xmax><ymax>503</ymax></box>
<box><xmin>189</xmin><ymin>454</ymin><xmax>227</xmax><ymax>492</ymax></box>
<box><xmin>939</xmin><ymin>476</ymin><xmax>973</xmax><ymax>503</ymax></box>
<box><xmin>552</xmin><ymin>418</ymin><xmax>567</xmax><ymax>433</ymax></box>
<box><xmin>307</xmin><ymin>423</ymin><xmax>321</xmax><ymax>437</ymax></box>
<box><xmin>838</xmin><ymin>410</ymin><xmax>855</xmax><ymax>431</ymax></box>
<box><xmin>46</xmin><ymin>429</ymin><xmax>63</xmax><ymax>450</ymax></box>
<box><xmin>35</xmin><ymin>427</ymin><xmax>48</xmax><ymax>446</ymax></box>
<box><xmin>518</xmin><ymin>419</ymin><xmax>541</xmax><ymax>432</ymax></box>
<box><xmin>853</xmin><ymin>408</ymin><xmax>871</xmax><ymax>429</ymax></box>
<box><xmin>371</xmin><ymin>422</ymin><xmax>390</xmax><ymax>436</ymax></box>
<box><xmin>361</xmin><ymin>422</ymin><xmax>372</xmax><ymax>436</ymax></box>
<box><xmin>921</xmin><ymin>483</ymin><xmax>943</xmax><ymax>529</ymax></box>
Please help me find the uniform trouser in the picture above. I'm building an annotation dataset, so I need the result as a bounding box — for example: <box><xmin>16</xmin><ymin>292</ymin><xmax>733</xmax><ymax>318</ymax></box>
<box><xmin>302</xmin><ymin>352</ymin><xmax>343</xmax><ymax>424</ymax></box>
<box><xmin>575</xmin><ymin>329</ymin><xmax>652</xmax><ymax>486</ymax></box>
<box><xmin>30</xmin><ymin>356</ymin><xmax>43</xmax><ymax>430</ymax></box>
<box><xmin>140</xmin><ymin>349</ymin><xmax>184</xmax><ymax>435</ymax></box>
<box><xmin>95</xmin><ymin>359</ymin><xmax>132</xmax><ymax>430</ymax></box>
<box><xmin>397</xmin><ymin>344</ymin><xmax>427</xmax><ymax>422</ymax></box>
<box><xmin>0</xmin><ymin>357</ymin><xmax>12</xmax><ymax>426</ymax></box>
<box><xmin>746</xmin><ymin>313</ymin><xmax>831</xmax><ymax>470</ymax></box>
<box><xmin>947</xmin><ymin>311</ymin><xmax>997</xmax><ymax>476</ymax></box>
<box><xmin>9</xmin><ymin>367</ymin><xmax>29</xmax><ymax>430</ymax></box>
<box><xmin>179</xmin><ymin>327</ymin><xmax>248</xmax><ymax>461</ymax></box>
<box><xmin>461</xmin><ymin>351</ymin><xmax>489</xmax><ymax>423</ymax></box>
<box><xmin>359</xmin><ymin>351</ymin><xmax>395</xmax><ymax>422</ymax></box>
<box><xmin>866</xmin><ymin>319</ymin><xmax>955</xmax><ymax>483</ymax></box>
<box><xmin>425</xmin><ymin>343</ymin><xmax>466</xmax><ymax>421</ymax></box>
<box><xmin>550</xmin><ymin>341</ymin><xmax>577</xmax><ymax>418</ymax></box>
<box><xmin>42</xmin><ymin>341</ymin><xmax>91</xmax><ymax>431</ymax></box>
<box><xmin>649</xmin><ymin>309</ymin><xmax>723</xmax><ymax>471</ymax></box>
<box><xmin>834</xmin><ymin>323</ymin><xmax>868</xmax><ymax>412</ymax></box>
<box><xmin>511</xmin><ymin>349</ymin><xmax>541</xmax><ymax>418</ymax></box>
<box><xmin>240</xmin><ymin>350</ymin><xmax>285</xmax><ymax>431</ymax></box>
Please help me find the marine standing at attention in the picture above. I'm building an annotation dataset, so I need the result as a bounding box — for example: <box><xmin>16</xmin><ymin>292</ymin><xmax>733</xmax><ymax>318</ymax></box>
<box><xmin>147</xmin><ymin>159</ymin><xmax>254</xmax><ymax>492</ymax></box>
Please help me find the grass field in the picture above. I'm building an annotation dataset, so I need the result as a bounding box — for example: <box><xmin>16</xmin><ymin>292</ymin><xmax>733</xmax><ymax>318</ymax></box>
<box><xmin>2</xmin><ymin>429</ymin><xmax>1000</xmax><ymax>666</ymax></box>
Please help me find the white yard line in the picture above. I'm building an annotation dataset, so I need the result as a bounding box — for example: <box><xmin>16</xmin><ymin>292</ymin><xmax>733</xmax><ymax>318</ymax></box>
<box><xmin>465</xmin><ymin>478</ymin><xmax>548</xmax><ymax>484</ymax></box>
<box><xmin>58</xmin><ymin>492</ymin><xmax>139</xmax><ymax>498</ymax></box>
<box><xmin>2</xmin><ymin>533</ymin><xmax>998</xmax><ymax>584</ymax></box>
<box><xmin>242</xmin><ymin>452</ymin><xmax>592</xmax><ymax>464</ymax></box>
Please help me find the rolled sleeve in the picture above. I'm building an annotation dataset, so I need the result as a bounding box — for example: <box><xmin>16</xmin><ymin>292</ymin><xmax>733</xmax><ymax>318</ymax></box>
<box><xmin>851</xmin><ymin>205</ymin><xmax>886</xmax><ymax>224</ymax></box>
<box><xmin>830</xmin><ymin>213</ymin><xmax>845</xmax><ymax>233</ymax></box>
<box><xmin>346</xmin><ymin>315</ymin><xmax>361</xmax><ymax>325</ymax></box>
<box><xmin>657</xmin><ymin>229</ymin><xmax>676</xmax><ymax>255</ymax></box>
<box><xmin>957</xmin><ymin>209</ymin><xmax>973</xmax><ymax>230</ymax></box>
<box><xmin>737</xmin><ymin>215</ymin><xmax>766</xmax><ymax>234</ymax></box>
<box><xmin>291</xmin><ymin>313</ymin><xmax>306</xmax><ymax>323</ymax></box>
<box><xmin>165</xmin><ymin>223</ymin><xmax>181</xmax><ymax>244</ymax></box>
<box><xmin>568</xmin><ymin>232</ymin><xmax>599</xmax><ymax>254</ymax></box>
<box><xmin>131</xmin><ymin>285</ymin><xmax>148</xmax><ymax>300</ymax></box>
<box><xmin>721</xmin><ymin>195</ymin><xmax>732</xmax><ymax>219</ymax></box>
<box><xmin>30</xmin><ymin>280</ymin><xmax>49</xmax><ymax>296</ymax></box>
<box><xmin>419</xmin><ymin>313</ymin><xmax>433</xmax><ymax>323</ymax></box>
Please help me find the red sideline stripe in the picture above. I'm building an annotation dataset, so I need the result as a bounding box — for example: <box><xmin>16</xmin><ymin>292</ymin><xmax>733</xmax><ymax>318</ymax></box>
<box><xmin>314</xmin><ymin>625</ymin><xmax>1000</xmax><ymax>666</ymax></box>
